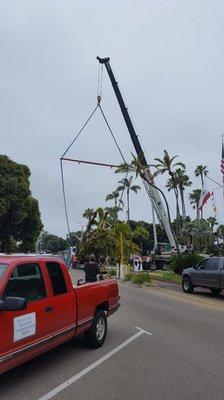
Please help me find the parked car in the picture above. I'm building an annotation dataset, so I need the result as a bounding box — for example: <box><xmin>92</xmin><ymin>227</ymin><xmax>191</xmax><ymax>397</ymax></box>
<box><xmin>182</xmin><ymin>256</ymin><xmax>224</xmax><ymax>295</ymax></box>
<box><xmin>0</xmin><ymin>255</ymin><xmax>119</xmax><ymax>374</ymax></box>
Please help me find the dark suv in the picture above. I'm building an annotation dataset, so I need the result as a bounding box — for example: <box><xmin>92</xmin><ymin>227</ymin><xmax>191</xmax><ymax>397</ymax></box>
<box><xmin>182</xmin><ymin>257</ymin><xmax>224</xmax><ymax>295</ymax></box>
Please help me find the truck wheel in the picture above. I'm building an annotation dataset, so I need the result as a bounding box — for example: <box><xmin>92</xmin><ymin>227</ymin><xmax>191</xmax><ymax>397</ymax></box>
<box><xmin>84</xmin><ymin>309</ymin><xmax>107</xmax><ymax>348</ymax></box>
<box><xmin>210</xmin><ymin>288</ymin><xmax>222</xmax><ymax>296</ymax></box>
<box><xmin>182</xmin><ymin>277</ymin><xmax>194</xmax><ymax>293</ymax></box>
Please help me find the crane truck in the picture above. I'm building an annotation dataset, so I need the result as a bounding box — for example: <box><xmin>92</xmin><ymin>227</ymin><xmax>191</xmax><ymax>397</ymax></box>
<box><xmin>97</xmin><ymin>57</ymin><xmax>179</xmax><ymax>265</ymax></box>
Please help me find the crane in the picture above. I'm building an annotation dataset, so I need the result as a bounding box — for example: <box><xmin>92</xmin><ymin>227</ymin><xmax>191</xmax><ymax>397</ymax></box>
<box><xmin>97</xmin><ymin>56</ymin><xmax>177</xmax><ymax>249</ymax></box>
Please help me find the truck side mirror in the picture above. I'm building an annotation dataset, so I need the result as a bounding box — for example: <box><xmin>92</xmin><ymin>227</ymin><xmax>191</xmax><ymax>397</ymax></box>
<box><xmin>0</xmin><ymin>297</ymin><xmax>27</xmax><ymax>311</ymax></box>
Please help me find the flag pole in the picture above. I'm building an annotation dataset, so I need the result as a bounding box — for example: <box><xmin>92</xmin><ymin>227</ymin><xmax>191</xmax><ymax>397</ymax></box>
<box><xmin>221</xmin><ymin>134</ymin><xmax>224</xmax><ymax>217</ymax></box>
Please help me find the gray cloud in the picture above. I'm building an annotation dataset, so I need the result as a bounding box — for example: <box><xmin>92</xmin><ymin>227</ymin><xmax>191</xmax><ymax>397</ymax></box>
<box><xmin>1</xmin><ymin>0</ymin><xmax>224</xmax><ymax>237</ymax></box>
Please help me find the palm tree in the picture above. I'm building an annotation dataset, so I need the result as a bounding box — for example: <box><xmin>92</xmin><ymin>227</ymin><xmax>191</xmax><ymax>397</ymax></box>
<box><xmin>116</xmin><ymin>176</ymin><xmax>141</xmax><ymax>222</ymax></box>
<box><xmin>105</xmin><ymin>191</ymin><xmax>119</xmax><ymax>208</ymax></box>
<box><xmin>115</xmin><ymin>153</ymin><xmax>147</xmax><ymax>179</ymax></box>
<box><xmin>154</xmin><ymin>150</ymin><xmax>185</xmax><ymax>177</ymax></box>
<box><xmin>105</xmin><ymin>206</ymin><xmax>123</xmax><ymax>223</ymax></box>
<box><xmin>154</xmin><ymin>150</ymin><xmax>185</xmax><ymax>229</ymax></box>
<box><xmin>194</xmin><ymin>165</ymin><xmax>208</xmax><ymax>188</ymax></box>
<box><xmin>115</xmin><ymin>154</ymin><xmax>180</xmax><ymax>253</ymax></box>
<box><xmin>189</xmin><ymin>189</ymin><xmax>201</xmax><ymax>219</ymax></box>
<box><xmin>175</xmin><ymin>169</ymin><xmax>192</xmax><ymax>219</ymax></box>
<box><xmin>194</xmin><ymin>165</ymin><xmax>209</xmax><ymax>218</ymax></box>
<box><xmin>105</xmin><ymin>190</ymin><xmax>124</xmax><ymax>212</ymax></box>
<box><xmin>83</xmin><ymin>208</ymin><xmax>95</xmax><ymax>221</ymax></box>
<box><xmin>165</xmin><ymin>177</ymin><xmax>180</xmax><ymax>221</ymax></box>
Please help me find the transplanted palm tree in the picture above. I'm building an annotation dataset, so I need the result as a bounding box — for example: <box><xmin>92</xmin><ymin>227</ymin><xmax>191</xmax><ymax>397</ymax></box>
<box><xmin>189</xmin><ymin>189</ymin><xmax>202</xmax><ymax>219</ymax></box>
<box><xmin>175</xmin><ymin>168</ymin><xmax>192</xmax><ymax>219</ymax></box>
<box><xmin>116</xmin><ymin>176</ymin><xmax>141</xmax><ymax>222</ymax></box>
<box><xmin>194</xmin><ymin>165</ymin><xmax>208</xmax><ymax>188</ymax></box>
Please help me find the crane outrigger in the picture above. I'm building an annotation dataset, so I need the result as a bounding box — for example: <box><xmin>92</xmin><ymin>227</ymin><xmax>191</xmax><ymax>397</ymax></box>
<box><xmin>97</xmin><ymin>56</ymin><xmax>177</xmax><ymax>250</ymax></box>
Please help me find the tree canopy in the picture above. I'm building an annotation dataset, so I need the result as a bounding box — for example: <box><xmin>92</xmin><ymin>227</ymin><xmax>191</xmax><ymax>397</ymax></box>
<box><xmin>38</xmin><ymin>231</ymin><xmax>67</xmax><ymax>254</ymax></box>
<box><xmin>0</xmin><ymin>155</ymin><xmax>43</xmax><ymax>252</ymax></box>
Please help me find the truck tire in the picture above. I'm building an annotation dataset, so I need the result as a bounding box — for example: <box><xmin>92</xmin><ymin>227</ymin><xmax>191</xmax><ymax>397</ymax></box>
<box><xmin>182</xmin><ymin>277</ymin><xmax>194</xmax><ymax>293</ymax></box>
<box><xmin>84</xmin><ymin>309</ymin><xmax>107</xmax><ymax>348</ymax></box>
<box><xmin>210</xmin><ymin>288</ymin><xmax>222</xmax><ymax>296</ymax></box>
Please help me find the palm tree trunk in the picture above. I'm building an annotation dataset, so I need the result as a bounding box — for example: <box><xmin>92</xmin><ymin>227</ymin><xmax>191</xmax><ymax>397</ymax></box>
<box><xmin>174</xmin><ymin>187</ymin><xmax>180</xmax><ymax>236</ymax></box>
<box><xmin>180</xmin><ymin>188</ymin><xmax>186</xmax><ymax>219</ymax></box>
<box><xmin>127</xmin><ymin>188</ymin><xmax>130</xmax><ymax>222</ymax></box>
<box><xmin>196</xmin><ymin>205</ymin><xmax>199</xmax><ymax>220</ymax></box>
<box><xmin>173</xmin><ymin>188</ymin><xmax>179</xmax><ymax>219</ymax></box>
<box><xmin>201</xmin><ymin>174</ymin><xmax>204</xmax><ymax>188</ymax></box>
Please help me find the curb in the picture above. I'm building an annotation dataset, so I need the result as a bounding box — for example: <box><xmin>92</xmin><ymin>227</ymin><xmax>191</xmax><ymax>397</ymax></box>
<box><xmin>149</xmin><ymin>275</ymin><xmax>181</xmax><ymax>285</ymax></box>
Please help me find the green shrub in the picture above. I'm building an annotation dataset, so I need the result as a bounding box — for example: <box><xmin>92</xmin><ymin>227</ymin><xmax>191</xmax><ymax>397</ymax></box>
<box><xmin>124</xmin><ymin>272</ymin><xmax>133</xmax><ymax>281</ymax></box>
<box><xmin>131</xmin><ymin>272</ymin><xmax>151</xmax><ymax>285</ymax></box>
<box><xmin>169</xmin><ymin>253</ymin><xmax>203</xmax><ymax>275</ymax></box>
<box><xmin>107</xmin><ymin>268</ymin><xmax>117</xmax><ymax>276</ymax></box>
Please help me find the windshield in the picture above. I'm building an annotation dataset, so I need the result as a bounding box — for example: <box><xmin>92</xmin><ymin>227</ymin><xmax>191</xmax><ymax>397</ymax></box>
<box><xmin>0</xmin><ymin>264</ymin><xmax>7</xmax><ymax>278</ymax></box>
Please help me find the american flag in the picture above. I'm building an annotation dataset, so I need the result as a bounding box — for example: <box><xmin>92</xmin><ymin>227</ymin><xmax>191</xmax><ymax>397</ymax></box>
<box><xmin>199</xmin><ymin>189</ymin><xmax>212</xmax><ymax>210</ymax></box>
<box><xmin>221</xmin><ymin>136</ymin><xmax>224</xmax><ymax>175</ymax></box>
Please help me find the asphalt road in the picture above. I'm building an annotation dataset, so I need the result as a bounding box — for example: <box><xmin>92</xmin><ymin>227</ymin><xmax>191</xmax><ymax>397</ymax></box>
<box><xmin>1</xmin><ymin>270</ymin><xmax>224</xmax><ymax>400</ymax></box>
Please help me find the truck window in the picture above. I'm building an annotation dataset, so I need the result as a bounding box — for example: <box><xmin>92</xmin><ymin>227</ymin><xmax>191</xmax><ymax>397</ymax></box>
<box><xmin>207</xmin><ymin>258</ymin><xmax>220</xmax><ymax>271</ymax></box>
<box><xmin>46</xmin><ymin>262</ymin><xmax>67</xmax><ymax>295</ymax></box>
<box><xmin>0</xmin><ymin>264</ymin><xmax>7</xmax><ymax>279</ymax></box>
<box><xmin>198</xmin><ymin>259</ymin><xmax>208</xmax><ymax>269</ymax></box>
<box><xmin>4</xmin><ymin>263</ymin><xmax>46</xmax><ymax>302</ymax></box>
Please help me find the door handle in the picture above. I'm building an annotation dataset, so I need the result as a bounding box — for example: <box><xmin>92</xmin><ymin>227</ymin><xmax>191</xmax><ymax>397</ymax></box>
<box><xmin>45</xmin><ymin>306</ymin><xmax>53</xmax><ymax>312</ymax></box>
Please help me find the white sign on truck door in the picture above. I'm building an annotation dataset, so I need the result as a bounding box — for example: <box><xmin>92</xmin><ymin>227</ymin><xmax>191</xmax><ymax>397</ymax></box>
<box><xmin>13</xmin><ymin>312</ymin><xmax>36</xmax><ymax>342</ymax></box>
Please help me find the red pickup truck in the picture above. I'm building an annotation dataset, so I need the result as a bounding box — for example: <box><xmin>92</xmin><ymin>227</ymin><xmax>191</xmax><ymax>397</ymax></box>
<box><xmin>0</xmin><ymin>255</ymin><xmax>119</xmax><ymax>374</ymax></box>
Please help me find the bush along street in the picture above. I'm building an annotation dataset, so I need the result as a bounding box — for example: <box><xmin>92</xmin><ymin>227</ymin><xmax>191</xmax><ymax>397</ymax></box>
<box><xmin>125</xmin><ymin>272</ymin><xmax>152</xmax><ymax>285</ymax></box>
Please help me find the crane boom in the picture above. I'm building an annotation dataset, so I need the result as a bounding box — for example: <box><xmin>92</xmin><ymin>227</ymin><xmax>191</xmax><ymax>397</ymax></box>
<box><xmin>97</xmin><ymin>56</ymin><xmax>176</xmax><ymax>248</ymax></box>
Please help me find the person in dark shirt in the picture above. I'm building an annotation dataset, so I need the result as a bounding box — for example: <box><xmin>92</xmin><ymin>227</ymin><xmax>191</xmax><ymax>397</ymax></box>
<box><xmin>84</xmin><ymin>254</ymin><xmax>100</xmax><ymax>283</ymax></box>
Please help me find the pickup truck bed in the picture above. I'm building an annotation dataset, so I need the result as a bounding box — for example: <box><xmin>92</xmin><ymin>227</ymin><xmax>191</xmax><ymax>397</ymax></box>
<box><xmin>0</xmin><ymin>255</ymin><xmax>119</xmax><ymax>374</ymax></box>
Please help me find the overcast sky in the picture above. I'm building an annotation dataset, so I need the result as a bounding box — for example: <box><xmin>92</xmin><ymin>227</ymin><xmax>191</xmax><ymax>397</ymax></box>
<box><xmin>1</xmin><ymin>0</ymin><xmax>224</xmax><ymax>238</ymax></box>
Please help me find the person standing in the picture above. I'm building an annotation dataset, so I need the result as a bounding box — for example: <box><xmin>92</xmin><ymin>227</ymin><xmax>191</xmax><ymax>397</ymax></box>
<box><xmin>84</xmin><ymin>254</ymin><xmax>100</xmax><ymax>283</ymax></box>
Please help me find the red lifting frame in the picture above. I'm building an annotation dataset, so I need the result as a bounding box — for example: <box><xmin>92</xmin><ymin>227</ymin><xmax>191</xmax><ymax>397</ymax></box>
<box><xmin>61</xmin><ymin>157</ymin><xmax>119</xmax><ymax>169</ymax></box>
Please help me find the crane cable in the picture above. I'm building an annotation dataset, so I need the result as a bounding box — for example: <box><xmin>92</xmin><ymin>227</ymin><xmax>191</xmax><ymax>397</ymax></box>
<box><xmin>60</xmin><ymin>104</ymin><xmax>99</xmax><ymax>238</ymax></box>
<box><xmin>98</xmin><ymin>104</ymin><xmax>128</xmax><ymax>210</ymax></box>
<box><xmin>60</xmin><ymin>69</ymin><xmax>129</xmax><ymax>239</ymax></box>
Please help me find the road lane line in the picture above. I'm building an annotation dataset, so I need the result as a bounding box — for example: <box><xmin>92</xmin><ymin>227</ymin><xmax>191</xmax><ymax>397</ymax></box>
<box><xmin>38</xmin><ymin>327</ymin><xmax>152</xmax><ymax>400</ymax></box>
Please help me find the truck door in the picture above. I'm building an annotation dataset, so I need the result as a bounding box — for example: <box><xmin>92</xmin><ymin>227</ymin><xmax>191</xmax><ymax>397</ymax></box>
<box><xmin>0</xmin><ymin>262</ymin><xmax>52</xmax><ymax>359</ymax></box>
<box><xmin>202</xmin><ymin>258</ymin><xmax>220</xmax><ymax>288</ymax></box>
<box><xmin>220</xmin><ymin>258</ymin><xmax>224</xmax><ymax>288</ymax></box>
<box><xmin>192</xmin><ymin>259</ymin><xmax>209</xmax><ymax>286</ymax></box>
<box><xmin>45</xmin><ymin>261</ymin><xmax>77</xmax><ymax>337</ymax></box>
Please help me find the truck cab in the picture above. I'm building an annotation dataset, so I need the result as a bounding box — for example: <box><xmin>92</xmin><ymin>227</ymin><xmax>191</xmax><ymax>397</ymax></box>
<box><xmin>0</xmin><ymin>255</ymin><xmax>119</xmax><ymax>374</ymax></box>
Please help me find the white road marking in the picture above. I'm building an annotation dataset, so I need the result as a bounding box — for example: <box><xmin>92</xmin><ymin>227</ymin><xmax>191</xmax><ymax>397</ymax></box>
<box><xmin>38</xmin><ymin>327</ymin><xmax>152</xmax><ymax>400</ymax></box>
<box><xmin>136</xmin><ymin>326</ymin><xmax>152</xmax><ymax>336</ymax></box>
